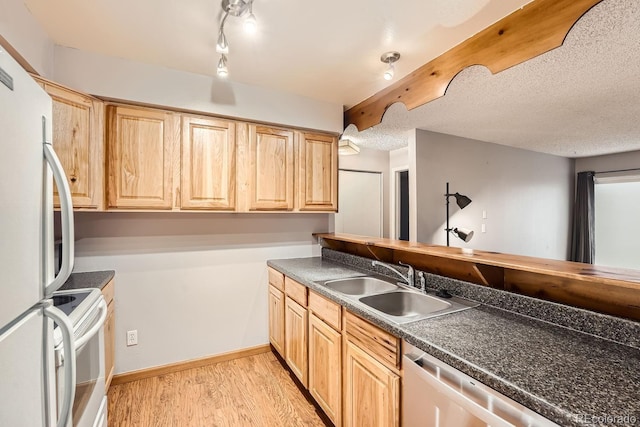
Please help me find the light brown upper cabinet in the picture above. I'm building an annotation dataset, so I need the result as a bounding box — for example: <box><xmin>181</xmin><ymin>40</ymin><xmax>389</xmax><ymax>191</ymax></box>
<box><xmin>106</xmin><ymin>105</ymin><xmax>179</xmax><ymax>209</ymax></box>
<box><xmin>298</xmin><ymin>132</ymin><xmax>338</xmax><ymax>211</ymax></box>
<box><xmin>34</xmin><ymin>77</ymin><xmax>105</xmax><ymax>210</ymax></box>
<box><xmin>181</xmin><ymin>116</ymin><xmax>236</xmax><ymax>210</ymax></box>
<box><xmin>247</xmin><ymin>125</ymin><xmax>295</xmax><ymax>210</ymax></box>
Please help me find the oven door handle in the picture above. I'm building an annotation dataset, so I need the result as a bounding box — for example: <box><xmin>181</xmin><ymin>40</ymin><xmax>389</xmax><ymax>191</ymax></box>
<box><xmin>42</xmin><ymin>302</ymin><xmax>76</xmax><ymax>427</ymax></box>
<box><xmin>75</xmin><ymin>299</ymin><xmax>108</xmax><ymax>350</ymax></box>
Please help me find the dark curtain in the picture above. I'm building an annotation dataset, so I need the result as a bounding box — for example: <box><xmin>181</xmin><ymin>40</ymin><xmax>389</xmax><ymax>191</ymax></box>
<box><xmin>570</xmin><ymin>171</ymin><xmax>595</xmax><ymax>263</ymax></box>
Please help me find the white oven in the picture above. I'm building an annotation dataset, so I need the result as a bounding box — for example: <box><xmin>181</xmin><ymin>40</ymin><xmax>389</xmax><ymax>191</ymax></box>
<box><xmin>54</xmin><ymin>288</ymin><xmax>108</xmax><ymax>427</ymax></box>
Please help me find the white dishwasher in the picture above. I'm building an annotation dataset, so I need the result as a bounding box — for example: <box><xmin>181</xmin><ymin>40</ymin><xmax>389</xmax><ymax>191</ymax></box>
<box><xmin>402</xmin><ymin>342</ymin><xmax>559</xmax><ymax>427</ymax></box>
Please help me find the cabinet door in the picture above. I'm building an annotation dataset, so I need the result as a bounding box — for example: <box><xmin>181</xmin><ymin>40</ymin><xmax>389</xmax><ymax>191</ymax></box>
<box><xmin>107</xmin><ymin>106</ymin><xmax>178</xmax><ymax>209</ymax></box>
<box><xmin>248</xmin><ymin>125</ymin><xmax>294</xmax><ymax>210</ymax></box>
<box><xmin>298</xmin><ymin>132</ymin><xmax>337</xmax><ymax>211</ymax></box>
<box><xmin>104</xmin><ymin>300</ymin><xmax>115</xmax><ymax>391</ymax></box>
<box><xmin>268</xmin><ymin>285</ymin><xmax>285</xmax><ymax>357</ymax></box>
<box><xmin>309</xmin><ymin>313</ymin><xmax>341</xmax><ymax>426</ymax></box>
<box><xmin>285</xmin><ymin>296</ymin><xmax>308</xmax><ymax>387</ymax></box>
<box><xmin>344</xmin><ymin>340</ymin><xmax>400</xmax><ymax>427</ymax></box>
<box><xmin>181</xmin><ymin>116</ymin><xmax>236</xmax><ymax>210</ymax></box>
<box><xmin>44</xmin><ymin>83</ymin><xmax>104</xmax><ymax>209</ymax></box>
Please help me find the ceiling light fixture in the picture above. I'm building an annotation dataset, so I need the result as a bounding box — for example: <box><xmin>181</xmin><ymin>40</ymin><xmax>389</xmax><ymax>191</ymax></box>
<box><xmin>243</xmin><ymin>2</ymin><xmax>257</xmax><ymax>33</ymax></box>
<box><xmin>381</xmin><ymin>51</ymin><xmax>400</xmax><ymax>81</ymax></box>
<box><xmin>338</xmin><ymin>138</ymin><xmax>360</xmax><ymax>156</ymax></box>
<box><xmin>216</xmin><ymin>0</ymin><xmax>257</xmax><ymax>78</ymax></box>
<box><xmin>217</xmin><ymin>54</ymin><xmax>229</xmax><ymax>78</ymax></box>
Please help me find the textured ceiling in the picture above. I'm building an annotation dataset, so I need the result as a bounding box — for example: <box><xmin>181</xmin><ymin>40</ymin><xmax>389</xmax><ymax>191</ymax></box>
<box><xmin>22</xmin><ymin>0</ymin><xmax>532</xmax><ymax>108</ymax></box>
<box><xmin>342</xmin><ymin>0</ymin><xmax>640</xmax><ymax>158</ymax></box>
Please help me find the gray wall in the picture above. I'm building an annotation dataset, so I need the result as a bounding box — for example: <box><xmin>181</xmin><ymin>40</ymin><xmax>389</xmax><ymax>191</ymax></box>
<box><xmin>413</xmin><ymin>130</ymin><xmax>574</xmax><ymax>259</ymax></box>
<box><xmin>575</xmin><ymin>150</ymin><xmax>640</xmax><ymax>173</ymax></box>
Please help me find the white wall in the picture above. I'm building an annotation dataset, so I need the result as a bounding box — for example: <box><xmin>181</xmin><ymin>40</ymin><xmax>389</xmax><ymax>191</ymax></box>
<box><xmin>338</xmin><ymin>147</ymin><xmax>390</xmax><ymax>237</ymax></box>
<box><xmin>413</xmin><ymin>130</ymin><xmax>574</xmax><ymax>259</ymax></box>
<box><xmin>72</xmin><ymin>212</ymin><xmax>330</xmax><ymax>374</ymax></box>
<box><xmin>52</xmin><ymin>46</ymin><xmax>342</xmax><ymax>133</ymax></box>
<box><xmin>0</xmin><ymin>0</ymin><xmax>54</xmax><ymax>77</ymax></box>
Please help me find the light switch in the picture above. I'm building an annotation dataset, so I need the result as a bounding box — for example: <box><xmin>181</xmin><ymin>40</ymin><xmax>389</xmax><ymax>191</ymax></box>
<box><xmin>481</xmin><ymin>224</ymin><xmax>486</xmax><ymax>233</ymax></box>
<box><xmin>482</xmin><ymin>210</ymin><xmax>487</xmax><ymax>219</ymax></box>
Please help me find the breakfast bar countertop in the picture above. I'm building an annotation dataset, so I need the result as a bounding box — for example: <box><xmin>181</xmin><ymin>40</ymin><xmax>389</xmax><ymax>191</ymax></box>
<box><xmin>267</xmin><ymin>256</ymin><xmax>640</xmax><ymax>427</ymax></box>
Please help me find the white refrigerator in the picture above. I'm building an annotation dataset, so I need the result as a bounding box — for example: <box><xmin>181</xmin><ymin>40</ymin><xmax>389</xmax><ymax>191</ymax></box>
<box><xmin>0</xmin><ymin>48</ymin><xmax>77</xmax><ymax>426</ymax></box>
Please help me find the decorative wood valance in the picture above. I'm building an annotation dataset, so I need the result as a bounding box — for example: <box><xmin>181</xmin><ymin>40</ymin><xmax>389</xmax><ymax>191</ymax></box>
<box><xmin>344</xmin><ymin>0</ymin><xmax>604</xmax><ymax>131</ymax></box>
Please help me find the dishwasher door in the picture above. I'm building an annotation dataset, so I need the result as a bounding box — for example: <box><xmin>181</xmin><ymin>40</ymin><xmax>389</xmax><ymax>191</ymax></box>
<box><xmin>402</xmin><ymin>344</ymin><xmax>559</xmax><ymax>427</ymax></box>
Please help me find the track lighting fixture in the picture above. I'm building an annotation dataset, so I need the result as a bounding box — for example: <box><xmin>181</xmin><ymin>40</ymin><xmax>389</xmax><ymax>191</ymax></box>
<box><xmin>216</xmin><ymin>0</ymin><xmax>257</xmax><ymax>78</ymax></box>
<box><xmin>216</xmin><ymin>30</ymin><xmax>229</xmax><ymax>54</ymax></box>
<box><xmin>381</xmin><ymin>51</ymin><xmax>400</xmax><ymax>81</ymax></box>
<box><xmin>243</xmin><ymin>2</ymin><xmax>257</xmax><ymax>33</ymax></box>
<box><xmin>217</xmin><ymin>54</ymin><xmax>229</xmax><ymax>78</ymax></box>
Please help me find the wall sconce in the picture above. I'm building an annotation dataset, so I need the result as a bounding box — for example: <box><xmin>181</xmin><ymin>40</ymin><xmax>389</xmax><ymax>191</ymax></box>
<box><xmin>338</xmin><ymin>138</ymin><xmax>360</xmax><ymax>156</ymax></box>
<box><xmin>445</xmin><ymin>182</ymin><xmax>473</xmax><ymax>246</ymax></box>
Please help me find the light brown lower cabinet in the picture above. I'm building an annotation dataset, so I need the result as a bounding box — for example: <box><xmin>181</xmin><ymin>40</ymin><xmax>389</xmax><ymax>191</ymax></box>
<box><xmin>344</xmin><ymin>339</ymin><xmax>400</xmax><ymax>427</ymax></box>
<box><xmin>268</xmin><ymin>285</ymin><xmax>285</xmax><ymax>357</ymax></box>
<box><xmin>308</xmin><ymin>313</ymin><xmax>342</xmax><ymax>425</ymax></box>
<box><xmin>268</xmin><ymin>270</ymin><xmax>400</xmax><ymax>426</ymax></box>
<box><xmin>284</xmin><ymin>296</ymin><xmax>308</xmax><ymax>387</ymax></box>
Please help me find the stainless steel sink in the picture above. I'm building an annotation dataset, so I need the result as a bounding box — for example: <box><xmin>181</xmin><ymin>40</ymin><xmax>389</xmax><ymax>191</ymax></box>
<box><xmin>323</xmin><ymin>277</ymin><xmax>400</xmax><ymax>296</ymax></box>
<box><xmin>359</xmin><ymin>291</ymin><xmax>451</xmax><ymax>316</ymax></box>
<box><xmin>359</xmin><ymin>291</ymin><xmax>478</xmax><ymax>324</ymax></box>
<box><xmin>319</xmin><ymin>275</ymin><xmax>478</xmax><ymax>324</ymax></box>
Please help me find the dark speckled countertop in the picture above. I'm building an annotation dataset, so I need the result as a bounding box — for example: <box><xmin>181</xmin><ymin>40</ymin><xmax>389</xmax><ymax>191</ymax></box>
<box><xmin>59</xmin><ymin>270</ymin><xmax>115</xmax><ymax>291</ymax></box>
<box><xmin>267</xmin><ymin>256</ymin><xmax>640</xmax><ymax>427</ymax></box>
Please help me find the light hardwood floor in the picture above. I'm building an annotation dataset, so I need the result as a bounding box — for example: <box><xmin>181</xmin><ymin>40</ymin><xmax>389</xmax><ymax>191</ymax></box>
<box><xmin>108</xmin><ymin>351</ymin><xmax>330</xmax><ymax>426</ymax></box>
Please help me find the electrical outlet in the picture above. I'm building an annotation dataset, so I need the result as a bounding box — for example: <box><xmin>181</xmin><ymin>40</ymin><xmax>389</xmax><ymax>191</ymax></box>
<box><xmin>127</xmin><ymin>330</ymin><xmax>138</xmax><ymax>346</ymax></box>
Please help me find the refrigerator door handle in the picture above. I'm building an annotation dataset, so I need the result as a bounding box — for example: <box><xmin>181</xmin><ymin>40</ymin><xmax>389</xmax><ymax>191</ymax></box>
<box><xmin>42</xmin><ymin>302</ymin><xmax>76</xmax><ymax>427</ymax></box>
<box><xmin>43</xmin><ymin>142</ymin><xmax>74</xmax><ymax>295</ymax></box>
<box><xmin>75</xmin><ymin>299</ymin><xmax>107</xmax><ymax>350</ymax></box>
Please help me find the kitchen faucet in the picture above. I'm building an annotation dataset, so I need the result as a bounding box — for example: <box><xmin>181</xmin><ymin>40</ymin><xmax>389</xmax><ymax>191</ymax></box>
<box><xmin>371</xmin><ymin>260</ymin><xmax>415</xmax><ymax>288</ymax></box>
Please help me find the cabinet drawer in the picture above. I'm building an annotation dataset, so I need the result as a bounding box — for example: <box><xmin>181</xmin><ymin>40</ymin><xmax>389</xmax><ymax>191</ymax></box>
<box><xmin>101</xmin><ymin>279</ymin><xmax>115</xmax><ymax>305</ymax></box>
<box><xmin>268</xmin><ymin>267</ymin><xmax>284</xmax><ymax>291</ymax></box>
<box><xmin>285</xmin><ymin>277</ymin><xmax>308</xmax><ymax>307</ymax></box>
<box><xmin>345</xmin><ymin>311</ymin><xmax>400</xmax><ymax>372</ymax></box>
<box><xmin>308</xmin><ymin>290</ymin><xmax>341</xmax><ymax>331</ymax></box>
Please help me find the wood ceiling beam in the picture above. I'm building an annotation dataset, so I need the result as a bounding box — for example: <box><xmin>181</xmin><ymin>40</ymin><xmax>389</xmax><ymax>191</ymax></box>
<box><xmin>344</xmin><ymin>0</ymin><xmax>604</xmax><ymax>132</ymax></box>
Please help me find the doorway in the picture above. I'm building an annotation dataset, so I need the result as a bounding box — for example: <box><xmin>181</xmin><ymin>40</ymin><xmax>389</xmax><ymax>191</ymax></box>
<box><xmin>395</xmin><ymin>169</ymin><xmax>409</xmax><ymax>241</ymax></box>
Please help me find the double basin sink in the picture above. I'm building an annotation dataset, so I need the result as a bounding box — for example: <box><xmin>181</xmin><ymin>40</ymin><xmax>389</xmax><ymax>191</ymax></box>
<box><xmin>319</xmin><ymin>276</ymin><xmax>478</xmax><ymax>324</ymax></box>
